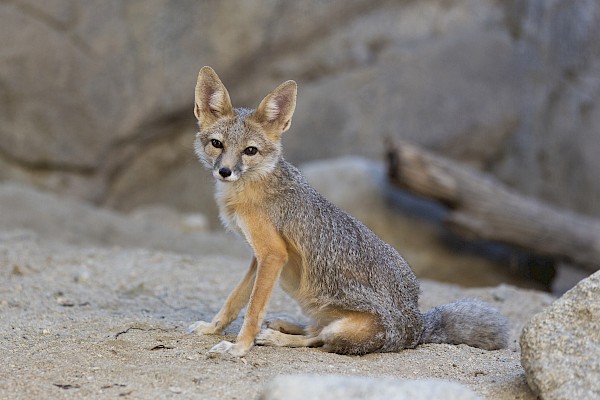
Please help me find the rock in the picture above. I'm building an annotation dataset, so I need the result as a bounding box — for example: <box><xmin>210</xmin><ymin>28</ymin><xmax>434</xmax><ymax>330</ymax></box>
<box><xmin>130</xmin><ymin>204</ymin><xmax>209</xmax><ymax>233</ymax></box>
<box><xmin>131</xmin><ymin>204</ymin><xmax>190</xmax><ymax>230</ymax></box>
<box><xmin>520</xmin><ymin>271</ymin><xmax>600</xmax><ymax>400</ymax></box>
<box><xmin>0</xmin><ymin>182</ymin><xmax>248</xmax><ymax>259</ymax></box>
<box><xmin>181</xmin><ymin>213</ymin><xmax>210</xmax><ymax>233</ymax></box>
<box><xmin>258</xmin><ymin>375</ymin><xmax>481</xmax><ymax>400</ymax></box>
<box><xmin>495</xmin><ymin>1</ymin><xmax>600</xmax><ymax>216</ymax></box>
<box><xmin>301</xmin><ymin>157</ymin><xmax>546</xmax><ymax>288</ymax></box>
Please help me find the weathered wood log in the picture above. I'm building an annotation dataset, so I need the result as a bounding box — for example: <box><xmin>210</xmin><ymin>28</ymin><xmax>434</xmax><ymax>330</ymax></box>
<box><xmin>386</xmin><ymin>141</ymin><xmax>600</xmax><ymax>273</ymax></box>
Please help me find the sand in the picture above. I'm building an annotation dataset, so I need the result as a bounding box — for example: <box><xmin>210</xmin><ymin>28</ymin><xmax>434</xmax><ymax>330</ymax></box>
<box><xmin>1</xmin><ymin>230</ymin><xmax>554</xmax><ymax>399</ymax></box>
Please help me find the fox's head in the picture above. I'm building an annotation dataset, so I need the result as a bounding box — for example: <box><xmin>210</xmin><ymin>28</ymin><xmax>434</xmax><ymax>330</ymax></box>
<box><xmin>193</xmin><ymin>66</ymin><xmax>297</xmax><ymax>183</ymax></box>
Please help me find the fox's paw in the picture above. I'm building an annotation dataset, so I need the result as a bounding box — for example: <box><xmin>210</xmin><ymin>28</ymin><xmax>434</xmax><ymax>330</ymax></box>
<box><xmin>265</xmin><ymin>319</ymin><xmax>286</xmax><ymax>331</ymax></box>
<box><xmin>187</xmin><ymin>320</ymin><xmax>218</xmax><ymax>335</ymax></box>
<box><xmin>207</xmin><ymin>340</ymin><xmax>249</xmax><ymax>358</ymax></box>
<box><xmin>255</xmin><ymin>328</ymin><xmax>287</xmax><ymax>347</ymax></box>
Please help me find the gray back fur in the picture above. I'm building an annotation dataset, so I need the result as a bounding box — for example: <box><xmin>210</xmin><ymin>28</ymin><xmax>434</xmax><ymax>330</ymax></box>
<box><xmin>251</xmin><ymin>159</ymin><xmax>509</xmax><ymax>352</ymax></box>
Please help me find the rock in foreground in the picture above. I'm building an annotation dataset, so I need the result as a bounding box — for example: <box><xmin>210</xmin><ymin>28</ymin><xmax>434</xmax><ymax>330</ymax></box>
<box><xmin>259</xmin><ymin>375</ymin><xmax>480</xmax><ymax>400</ymax></box>
<box><xmin>520</xmin><ymin>271</ymin><xmax>600</xmax><ymax>400</ymax></box>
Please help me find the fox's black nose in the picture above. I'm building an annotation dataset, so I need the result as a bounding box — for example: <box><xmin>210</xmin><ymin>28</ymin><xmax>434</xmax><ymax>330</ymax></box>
<box><xmin>219</xmin><ymin>167</ymin><xmax>232</xmax><ymax>178</ymax></box>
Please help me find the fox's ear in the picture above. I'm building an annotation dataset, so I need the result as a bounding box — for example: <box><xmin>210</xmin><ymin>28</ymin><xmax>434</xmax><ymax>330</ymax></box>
<box><xmin>194</xmin><ymin>66</ymin><xmax>234</xmax><ymax>127</ymax></box>
<box><xmin>253</xmin><ymin>80</ymin><xmax>297</xmax><ymax>136</ymax></box>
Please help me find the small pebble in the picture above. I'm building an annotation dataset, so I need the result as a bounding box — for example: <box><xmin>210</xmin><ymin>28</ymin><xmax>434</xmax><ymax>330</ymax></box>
<box><xmin>75</xmin><ymin>271</ymin><xmax>91</xmax><ymax>283</ymax></box>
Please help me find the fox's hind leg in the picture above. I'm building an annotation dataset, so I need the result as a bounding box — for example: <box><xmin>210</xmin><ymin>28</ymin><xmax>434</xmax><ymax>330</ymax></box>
<box><xmin>319</xmin><ymin>311</ymin><xmax>385</xmax><ymax>355</ymax></box>
<box><xmin>265</xmin><ymin>318</ymin><xmax>307</xmax><ymax>335</ymax></box>
<box><xmin>255</xmin><ymin>329</ymin><xmax>323</xmax><ymax>348</ymax></box>
<box><xmin>257</xmin><ymin>311</ymin><xmax>385</xmax><ymax>355</ymax></box>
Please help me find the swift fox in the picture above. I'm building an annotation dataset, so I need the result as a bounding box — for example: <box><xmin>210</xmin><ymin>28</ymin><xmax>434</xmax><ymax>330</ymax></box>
<box><xmin>188</xmin><ymin>66</ymin><xmax>508</xmax><ymax>357</ymax></box>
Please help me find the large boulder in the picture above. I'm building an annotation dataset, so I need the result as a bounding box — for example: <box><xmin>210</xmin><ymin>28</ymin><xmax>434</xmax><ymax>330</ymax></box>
<box><xmin>520</xmin><ymin>271</ymin><xmax>600</xmax><ymax>399</ymax></box>
<box><xmin>1</xmin><ymin>0</ymin><xmax>599</xmax><ymax>221</ymax></box>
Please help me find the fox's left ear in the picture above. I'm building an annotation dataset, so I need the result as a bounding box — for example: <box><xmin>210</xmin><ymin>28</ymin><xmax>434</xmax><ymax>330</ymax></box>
<box><xmin>253</xmin><ymin>80</ymin><xmax>297</xmax><ymax>136</ymax></box>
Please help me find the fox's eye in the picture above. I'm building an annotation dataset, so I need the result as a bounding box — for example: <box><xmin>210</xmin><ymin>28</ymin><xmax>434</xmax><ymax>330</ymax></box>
<box><xmin>211</xmin><ymin>139</ymin><xmax>223</xmax><ymax>149</ymax></box>
<box><xmin>243</xmin><ymin>146</ymin><xmax>258</xmax><ymax>156</ymax></box>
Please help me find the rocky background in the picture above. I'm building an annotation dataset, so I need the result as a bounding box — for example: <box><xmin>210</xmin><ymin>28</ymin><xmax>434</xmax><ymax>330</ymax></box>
<box><xmin>1</xmin><ymin>0</ymin><xmax>599</xmax><ymax>291</ymax></box>
<box><xmin>1</xmin><ymin>1</ymin><xmax>599</xmax><ymax>398</ymax></box>
<box><xmin>1</xmin><ymin>0</ymin><xmax>599</xmax><ymax>217</ymax></box>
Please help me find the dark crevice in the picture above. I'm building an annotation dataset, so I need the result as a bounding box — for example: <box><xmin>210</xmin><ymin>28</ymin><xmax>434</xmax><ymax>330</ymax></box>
<box><xmin>0</xmin><ymin>144</ymin><xmax>96</xmax><ymax>175</ymax></box>
<box><xmin>114</xmin><ymin>325</ymin><xmax>176</xmax><ymax>339</ymax></box>
<box><xmin>95</xmin><ymin>113</ymin><xmax>194</xmax><ymax>204</ymax></box>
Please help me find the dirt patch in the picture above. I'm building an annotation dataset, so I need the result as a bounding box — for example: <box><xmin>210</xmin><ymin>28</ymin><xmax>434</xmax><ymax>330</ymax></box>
<box><xmin>0</xmin><ymin>232</ymin><xmax>554</xmax><ymax>399</ymax></box>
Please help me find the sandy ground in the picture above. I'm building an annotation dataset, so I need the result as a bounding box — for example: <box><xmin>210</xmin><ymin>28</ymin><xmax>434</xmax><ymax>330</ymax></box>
<box><xmin>0</xmin><ymin>230</ymin><xmax>554</xmax><ymax>399</ymax></box>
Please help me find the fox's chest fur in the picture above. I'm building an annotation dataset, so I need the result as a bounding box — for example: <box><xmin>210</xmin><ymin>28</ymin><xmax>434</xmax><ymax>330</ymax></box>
<box><xmin>215</xmin><ymin>181</ymin><xmax>246</xmax><ymax>236</ymax></box>
<box><xmin>214</xmin><ymin>180</ymin><xmax>269</xmax><ymax>239</ymax></box>
<box><xmin>215</xmin><ymin>184</ymin><xmax>242</xmax><ymax>235</ymax></box>
<box><xmin>214</xmin><ymin>177</ymin><xmax>307</xmax><ymax>301</ymax></box>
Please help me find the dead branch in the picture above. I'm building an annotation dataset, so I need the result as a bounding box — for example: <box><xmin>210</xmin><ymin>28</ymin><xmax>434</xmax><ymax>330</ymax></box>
<box><xmin>386</xmin><ymin>141</ymin><xmax>600</xmax><ymax>273</ymax></box>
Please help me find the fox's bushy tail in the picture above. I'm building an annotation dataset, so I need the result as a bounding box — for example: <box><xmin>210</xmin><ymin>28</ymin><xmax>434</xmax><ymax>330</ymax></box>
<box><xmin>419</xmin><ymin>298</ymin><xmax>509</xmax><ymax>350</ymax></box>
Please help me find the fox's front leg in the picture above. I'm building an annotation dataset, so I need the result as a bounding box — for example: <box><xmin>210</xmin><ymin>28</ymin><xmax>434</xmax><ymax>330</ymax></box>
<box><xmin>188</xmin><ymin>257</ymin><xmax>257</xmax><ymax>335</ymax></box>
<box><xmin>208</xmin><ymin>217</ymin><xmax>288</xmax><ymax>358</ymax></box>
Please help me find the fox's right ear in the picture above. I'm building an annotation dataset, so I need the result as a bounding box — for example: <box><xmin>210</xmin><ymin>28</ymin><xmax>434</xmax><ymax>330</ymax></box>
<box><xmin>194</xmin><ymin>66</ymin><xmax>234</xmax><ymax>127</ymax></box>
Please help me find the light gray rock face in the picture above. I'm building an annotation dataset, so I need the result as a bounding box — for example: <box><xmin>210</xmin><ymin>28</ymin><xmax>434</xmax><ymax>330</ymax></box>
<box><xmin>1</xmin><ymin>0</ymin><xmax>599</xmax><ymax>220</ymax></box>
<box><xmin>494</xmin><ymin>0</ymin><xmax>600</xmax><ymax>216</ymax></box>
<box><xmin>258</xmin><ymin>375</ymin><xmax>481</xmax><ymax>400</ymax></box>
<box><xmin>520</xmin><ymin>271</ymin><xmax>600</xmax><ymax>400</ymax></box>
<box><xmin>0</xmin><ymin>182</ymin><xmax>248</xmax><ymax>258</ymax></box>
